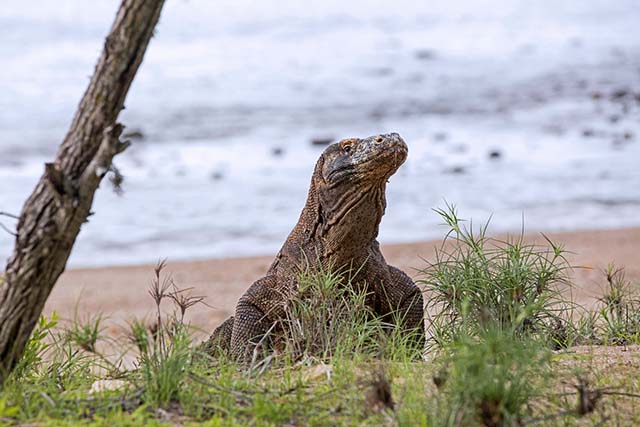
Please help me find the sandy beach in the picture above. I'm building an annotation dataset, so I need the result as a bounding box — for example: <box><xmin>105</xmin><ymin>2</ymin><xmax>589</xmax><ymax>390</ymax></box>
<box><xmin>48</xmin><ymin>227</ymin><xmax>640</xmax><ymax>339</ymax></box>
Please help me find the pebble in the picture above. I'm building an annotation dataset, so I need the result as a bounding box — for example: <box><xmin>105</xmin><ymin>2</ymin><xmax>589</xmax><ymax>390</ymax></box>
<box><xmin>590</xmin><ymin>91</ymin><xmax>603</xmax><ymax>100</ymax></box>
<box><xmin>414</xmin><ymin>49</ymin><xmax>436</xmax><ymax>60</ymax></box>
<box><xmin>488</xmin><ymin>150</ymin><xmax>502</xmax><ymax>160</ymax></box>
<box><xmin>446</xmin><ymin>166</ymin><xmax>466</xmax><ymax>175</ymax></box>
<box><xmin>611</xmin><ymin>88</ymin><xmax>629</xmax><ymax>100</ymax></box>
<box><xmin>433</xmin><ymin>132</ymin><xmax>448</xmax><ymax>142</ymax></box>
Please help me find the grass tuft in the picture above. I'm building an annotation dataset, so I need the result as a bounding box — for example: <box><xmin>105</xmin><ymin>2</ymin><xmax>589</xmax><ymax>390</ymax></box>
<box><xmin>596</xmin><ymin>263</ymin><xmax>640</xmax><ymax>345</ymax></box>
<box><xmin>279</xmin><ymin>264</ymin><xmax>381</xmax><ymax>361</ymax></box>
<box><xmin>63</xmin><ymin>311</ymin><xmax>104</xmax><ymax>354</ymax></box>
<box><xmin>131</xmin><ymin>261</ymin><xmax>203</xmax><ymax>409</ymax></box>
<box><xmin>419</xmin><ymin>203</ymin><xmax>572</xmax><ymax>347</ymax></box>
<box><xmin>438</xmin><ymin>330</ymin><xmax>551</xmax><ymax>426</ymax></box>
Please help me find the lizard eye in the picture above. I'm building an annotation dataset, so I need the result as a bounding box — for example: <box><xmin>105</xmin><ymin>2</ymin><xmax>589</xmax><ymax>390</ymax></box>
<box><xmin>343</xmin><ymin>145</ymin><xmax>352</xmax><ymax>154</ymax></box>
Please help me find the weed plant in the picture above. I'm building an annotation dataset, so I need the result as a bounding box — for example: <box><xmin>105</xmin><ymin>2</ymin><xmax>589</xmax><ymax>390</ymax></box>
<box><xmin>437</xmin><ymin>330</ymin><xmax>551</xmax><ymax>426</ymax></box>
<box><xmin>279</xmin><ymin>263</ymin><xmax>423</xmax><ymax>363</ymax></box>
<box><xmin>595</xmin><ymin>264</ymin><xmax>640</xmax><ymax>345</ymax></box>
<box><xmin>419</xmin><ymin>204</ymin><xmax>572</xmax><ymax>347</ymax></box>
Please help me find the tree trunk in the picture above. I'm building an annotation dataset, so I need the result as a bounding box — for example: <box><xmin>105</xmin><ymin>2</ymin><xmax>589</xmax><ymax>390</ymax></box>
<box><xmin>0</xmin><ymin>0</ymin><xmax>166</xmax><ymax>385</ymax></box>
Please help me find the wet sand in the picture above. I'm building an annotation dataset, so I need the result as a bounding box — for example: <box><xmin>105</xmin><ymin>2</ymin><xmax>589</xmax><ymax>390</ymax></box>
<box><xmin>49</xmin><ymin>227</ymin><xmax>640</xmax><ymax>339</ymax></box>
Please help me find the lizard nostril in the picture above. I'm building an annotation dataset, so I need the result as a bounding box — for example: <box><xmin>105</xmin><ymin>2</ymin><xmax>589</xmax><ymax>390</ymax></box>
<box><xmin>375</xmin><ymin>136</ymin><xmax>384</xmax><ymax>144</ymax></box>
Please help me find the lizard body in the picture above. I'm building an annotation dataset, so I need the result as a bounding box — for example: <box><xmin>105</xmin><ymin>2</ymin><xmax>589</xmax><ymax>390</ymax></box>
<box><xmin>207</xmin><ymin>133</ymin><xmax>424</xmax><ymax>359</ymax></box>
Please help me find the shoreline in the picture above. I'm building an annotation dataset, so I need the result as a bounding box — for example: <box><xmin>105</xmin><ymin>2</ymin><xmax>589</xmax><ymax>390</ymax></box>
<box><xmin>49</xmin><ymin>226</ymin><xmax>640</xmax><ymax>338</ymax></box>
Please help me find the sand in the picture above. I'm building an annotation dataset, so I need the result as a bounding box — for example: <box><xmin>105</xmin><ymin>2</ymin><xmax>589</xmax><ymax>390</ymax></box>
<box><xmin>48</xmin><ymin>227</ymin><xmax>640</xmax><ymax>339</ymax></box>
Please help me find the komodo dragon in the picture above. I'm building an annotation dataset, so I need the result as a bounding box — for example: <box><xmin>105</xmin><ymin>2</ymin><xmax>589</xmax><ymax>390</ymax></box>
<box><xmin>206</xmin><ymin>133</ymin><xmax>425</xmax><ymax>360</ymax></box>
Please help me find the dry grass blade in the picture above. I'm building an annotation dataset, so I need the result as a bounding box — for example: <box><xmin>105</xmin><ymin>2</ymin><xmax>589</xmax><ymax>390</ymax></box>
<box><xmin>149</xmin><ymin>260</ymin><xmax>173</xmax><ymax>352</ymax></box>
<box><xmin>168</xmin><ymin>286</ymin><xmax>206</xmax><ymax>322</ymax></box>
<box><xmin>0</xmin><ymin>221</ymin><xmax>17</xmax><ymax>237</ymax></box>
<box><xmin>0</xmin><ymin>211</ymin><xmax>19</xmax><ymax>219</ymax></box>
<box><xmin>249</xmin><ymin>322</ymin><xmax>278</xmax><ymax>374</ymax></box>
<box><xmin>0</xmin><ymin>211</ymin><xmax>18</xmax><ymax>236</ymax></box>
<box><xmin>149</xmin><ymin>260</ymin><xmax>173</xmax><ymax>307</ymax></box>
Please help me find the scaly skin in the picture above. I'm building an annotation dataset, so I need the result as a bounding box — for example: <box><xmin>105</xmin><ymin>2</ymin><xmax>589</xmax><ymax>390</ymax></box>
<box><xmin>205</xmin><ymin>133</ymin><xmax>424</xmax><ymax>360</ymax></box>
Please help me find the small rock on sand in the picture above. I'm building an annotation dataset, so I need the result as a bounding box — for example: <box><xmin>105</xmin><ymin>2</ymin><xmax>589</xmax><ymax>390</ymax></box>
<box><xmin>433</xmin><ymin>132</ymin><xmax>448</xmax><ymax>142</ymax></box>
<box><xmin>445</xmin><ymin>166</ymin><xmax>466</xmax><ymax>175</ymax></box>
<box><xmin>452</xmin><ymin>144</ymin><xmax>467</xmax><ymax>153</ymax></box>
<box><xmin>302</xmin><ymin>363</ymin><xmax>332</xmax><ymax>382</ymax></box>
<box><xmin>414</xmin><ymin>49</ymin><xmax>436</xmax><ymax>60</ymax></box>
<box><xmin>210</xmin><ymin>171</ymin><xmax>224</xmax><ymax>181</ymax></box>
<box><xmin>611</xmin><ymin>88</ymin><xmax>629</xmax><ymax>100</ymax></box>
<box><xmin>488</xmin><ymin>149</ymin><xmax>502</xmax><ymax>160</ymax></box>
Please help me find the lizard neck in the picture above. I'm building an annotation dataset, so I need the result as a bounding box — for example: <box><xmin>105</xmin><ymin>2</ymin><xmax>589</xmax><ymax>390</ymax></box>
<box><xmin>281</xmin><ymin>177</ymin><xmax>386</xmax><ymax>269</ymax></box>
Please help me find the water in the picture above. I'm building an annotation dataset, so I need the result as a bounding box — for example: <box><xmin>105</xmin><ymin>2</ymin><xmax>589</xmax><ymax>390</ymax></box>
<box><xmin>1</xmin><ymin>0</ymin><xmax>639</xmax><ymax>267</ymax></box>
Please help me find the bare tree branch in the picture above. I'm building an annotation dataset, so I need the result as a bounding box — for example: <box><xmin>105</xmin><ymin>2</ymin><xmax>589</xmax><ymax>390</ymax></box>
<box><xmin>0</xmin><ymin>223</ymin><xmax>17</xmax><ymax>237</ymax></box>
<box><xmin>0</xmin><ymin>212</ymin><xmax>19</xmax><ymax>220</ymax></box>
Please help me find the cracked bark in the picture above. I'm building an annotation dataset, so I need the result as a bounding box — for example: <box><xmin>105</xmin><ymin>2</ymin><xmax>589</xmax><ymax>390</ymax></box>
<box><xmin>0</xmin><ymin>0</ymin><xmax>166</xmax><ymax>385</ymax></box>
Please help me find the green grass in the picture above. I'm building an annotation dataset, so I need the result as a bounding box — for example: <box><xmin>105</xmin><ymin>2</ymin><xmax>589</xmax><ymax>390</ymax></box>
<box><xmin>435</xmin><ymin>330</ymin><xmax>551</xmax><ymax>426</ymax></box>
<box><xmin>280</xmin><ymin>263</ymin><xmax>382</xmax><ymax>360</ymax></box>
<box><xmin>594</xmin><ymin>264</ymin><xmax>640</xmax><ymax>345</ymax></box>
<box><xmin>63</xmin><ymin>310</ymin><xmax>105</xmax><ymax>354</ymax></box>
<box><xmin>419</xmin><ymin>203</ymin><xmax>573</xmax><ymax>349</ymax></box>
<box><xmin>1</xmin><ymin>207</ymin><xmax>640</xmax><ymax>426</ymax></box>
<box><xmin>278</xmin><ymin>263</ymin><xmax>422</xmax><ymax>363</ymax></box>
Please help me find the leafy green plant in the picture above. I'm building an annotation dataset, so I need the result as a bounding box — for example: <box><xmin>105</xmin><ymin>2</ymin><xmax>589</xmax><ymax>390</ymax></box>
<box><xmin>596</xmin><ymin>264</ymin><xmax>640</xmax><ymax>345</ymax></box>
<box><xmin>279</xmin><ymin>264</ymin><xmax>382</xmax><ymax>361</ymax></box>
<box><xmin>131</xmin><ymin>261</ymin><xmax>201</xmax><ymax>409</ymax></box>
<box><xmin>139</xmin><ymin>325</ymin><xmax>191</xmax><ymax>408</ymax></box>
<box><xmin>127</xmin><ymin>318</ymin><xmax>152</xmax><ymax>356</ymax></box>
<box><xmin>63</xmin><ymin>311</ymin><xmax>104</xmax><ymax>354</ymax></box>
<box><xmin>9</xmin><ymin>313</ymin><xmax>59</xmax><ymax>380</ymax></box>
<box><xmin>278</xmin><ymin>262</ymin><xmax>424</xmax><ymax>364</ymax></box>
<box><xmin>419</xmin><ymin>203</ymin><xmax>572</xmax><ymax>346</ymax></box>
<box><xmin>435</xmin><ymin>330</ymin><xmax>551</xmax><ymax>427</ymax></box>
<box><xmin>0</xmin><ymin>397</ymin><xmax>19</xmax><ymax>421</ymax></box>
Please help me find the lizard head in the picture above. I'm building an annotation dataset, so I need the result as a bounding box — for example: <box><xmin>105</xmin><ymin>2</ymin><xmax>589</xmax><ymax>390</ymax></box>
<box><xmin>305</xmin><ymin>133</ymin><xmax>407</xmax><ymax>246</ymax></box>
<box><xmin>319</xmin><ymin>132</ymin><xmax>408</xmax><ymax>187</ymax></box>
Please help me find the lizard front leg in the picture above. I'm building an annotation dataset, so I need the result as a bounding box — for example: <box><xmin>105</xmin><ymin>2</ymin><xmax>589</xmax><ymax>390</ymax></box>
<box><xmin>201</xmin><ymin>315</ymin><xmax>234</xmax><ymax>355</ymax></box>
<box><xmin>230</xmin><ymin>275</ymin><xmax>284</xmax><ymax>361</ymax></box>
<box><xmin>386</xmin><ymin>266</ymin><xmax>425</xmax><ymax>347</ymax></box>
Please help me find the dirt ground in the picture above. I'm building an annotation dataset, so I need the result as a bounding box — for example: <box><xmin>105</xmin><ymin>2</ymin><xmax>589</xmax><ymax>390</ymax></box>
<box><xmin>49</xmin><ymin>227</ymin><xmax>640</xmax><ymax>339</ymax></box>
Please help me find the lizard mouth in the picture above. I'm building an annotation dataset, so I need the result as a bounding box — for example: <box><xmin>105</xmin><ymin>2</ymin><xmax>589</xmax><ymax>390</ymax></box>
<box><xmin>353</xmin><ymin>133</ymin><xmax>408</xmax><ymax>181</ymax></box>
<box><xmin>390</xmin><ymin>141</ymin><xmax>408</xmax><ymax>171</ymax></box>
<box><xmin>322</xmin><ymin>133</ymin><xmax>408</xmax><ymax>187</ymax></box>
